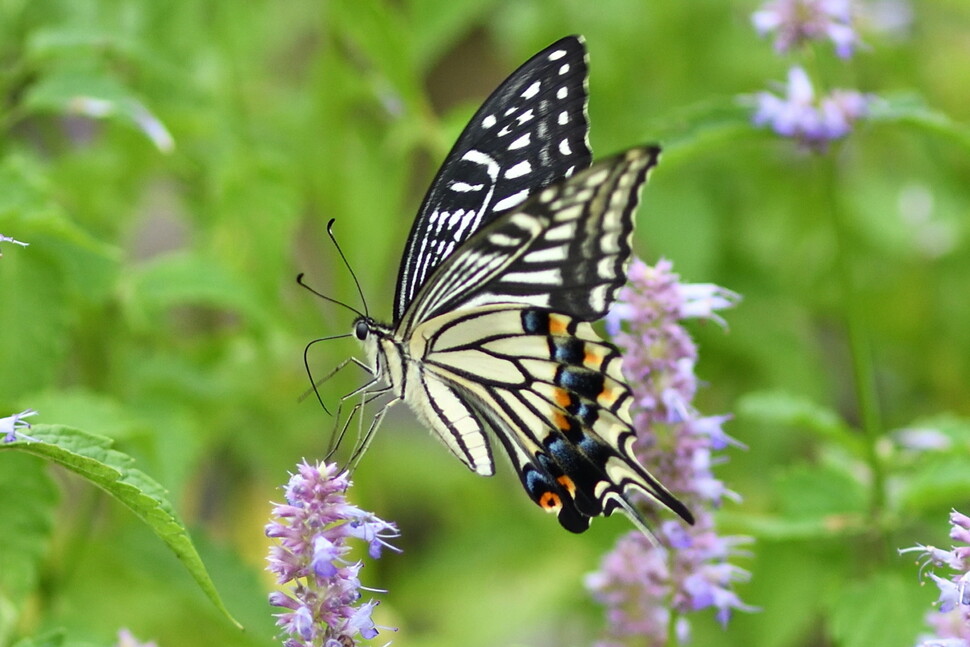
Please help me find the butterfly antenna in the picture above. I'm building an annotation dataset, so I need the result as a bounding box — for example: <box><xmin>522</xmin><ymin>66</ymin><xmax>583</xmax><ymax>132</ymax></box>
<box><xmin>302</xmin><ymin>335</ymin><xmax>354</xmax><ymax>415</ymax></box>
<box><xmin>326</xmin><ymin>218</ymin><xmax>369</xmax><ymax>318</ymax></box>
<box><xmin>296</xmin><ymin>273</ymin><xmax>365</xmax><ymax>319</ymax></box>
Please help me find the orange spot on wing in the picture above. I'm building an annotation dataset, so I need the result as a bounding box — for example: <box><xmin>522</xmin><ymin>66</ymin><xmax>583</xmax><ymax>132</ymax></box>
<box><xmin>598</xmin><ymin>387</ymin><xmax>619</xmax><ymax>407</ymax></box>
<box><xmin>549</xmin><ymin>314</ymin><xmax>569</xmax><ymax>335</ymax></box>
<box><xmin>552</xmin><ymin>411</ymin><xmax>571</xmax><ymax>431</ymax></box>
<box><xmin>553</xmin><ymin>388</ymin><xmax>572</xmax><ymax>408</ymax></box>
<box><xmin>539</xmin><ymin>491</ymin><xmax>562</xmax><ymax>511</ymax></box>
<box><xmin>584</xmin><ymin>349</ymin><xmax>603</xmax><ymax>370</ymax></box>
<box><xmin>556</xmin><ymin>475</ymin><xmax>576</xmax><ymax>496</ymax></box>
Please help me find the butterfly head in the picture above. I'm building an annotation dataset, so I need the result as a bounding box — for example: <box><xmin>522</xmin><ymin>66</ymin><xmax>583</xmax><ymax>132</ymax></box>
<box><xmin>352</xmin><ymin>315</ymin><xmax>398</xmax><ymax>383</ymax></box>
<box><xmin>353</xmin><ymin>317</ymin><xmax>371</xmax><ymax>341</ymax></box>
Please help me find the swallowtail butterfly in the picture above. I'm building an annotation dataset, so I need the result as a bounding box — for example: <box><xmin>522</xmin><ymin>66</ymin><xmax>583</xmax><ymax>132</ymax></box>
<box><xmin>350</xmin><ymin>35</ymin><xmax>693</xmax><ymax>534</ymax></box>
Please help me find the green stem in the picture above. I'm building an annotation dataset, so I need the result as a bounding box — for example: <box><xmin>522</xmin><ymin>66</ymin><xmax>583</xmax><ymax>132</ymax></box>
<box><xmin>822</xmin><ymin>153</ymin><xmax>886</xmax><ymax>520</ymax></box>
<box><xmin>668</xmin><ymin>607</ymin><xmax>681</xmax><ymax>646</ymax></box>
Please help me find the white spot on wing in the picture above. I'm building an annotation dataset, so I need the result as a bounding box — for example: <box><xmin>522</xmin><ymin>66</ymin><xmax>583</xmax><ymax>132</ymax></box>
<box><xmin>509</xmin><ymin>133</ymin><xmax>531</xmax><ymax>150</ymax></box>
<box><xmin>504</xmin><ymin>160</ymin><xmax>532</xmax><ymax>180</ymax></box>
<box><xmin>482</xmin><ymin>114</ymin><xmax>497</xmax><ymax>129</ymax></box>
<box><xmin>545</xmin><ymin>222</ymin><xmax>576</xmax><ymax>241</ymax></box>
<box><xmin>548</xmin><ymin>49</ymin><xmax>567</xmax><ymax>61</ymax></box>
<box><xmin>558</xmin><ymin>111</ymin><xmax>569</xmax><ymax>125</ymax></box>
<box><xmin>516</xmin><ymin>109</ymin><xmax>534</xmax><ymax>125</ymax></box>
<box><xmin>559</xmin><ymin>139</ymin><xmax>572</xmax><ymax>156</ymax></box>
<box><xmin>589</xmin><ymin>285</ymin><xmax>609</xmax><ymax>313</ymax></box>
<box><xmin>493</xmin><ymin>189</ymin><xmax>530</xmax><ymax>212</ymax></box>
<box><xmin>522</xmin><ymin>80</ymin><xmax>541</xmax><ymax>99</ymax></box>
<box><xmin>585</xmin><ymin>169</ymin><xmax>609</xmax><ymax>185</ymax></box>
<box><xmin>597</xmin><ymin>256</ymin><xmax>617</xmax><ymax>279</ymax></box>
<box><xmin>450</xmin><ymin>181</ymin><xmax>484</xmax><ymax>192</ymax></box>
<box><xmin>559</xmin><ymin>63</ymin><xmax>570</xmax><ymax>75</ymax></box>
<box><xmin>502</xmin><ymin>268</ymin><xmax>562</xmax><ymax>284</ymax></box>
<box><xmin>524</xmin><ymin>245</ymin><xmax>568</xmax><ymax>263</ymax></box>
<box><xmin>600</xmin><ymin>230</ymin><xmax>622</xmax><ymax>253</ymax></box>
<box><xmin>460</xmin><ymin>149</ymin><xmax>499</xmax><ymax>180</ymax></box>
<box><xmin>551</xmin><ymin>205</ymin><xmax>583</xmax><ymax>222</ymax></box>
<box><xmin>557</xmin><ymin>86</ymin><xmax>568</xmax><ymax>100</ymax></box>
<box><xmin>488</xmin><ymin>232</ymin><xmax>521</xmax><ymax>247</ymax></box>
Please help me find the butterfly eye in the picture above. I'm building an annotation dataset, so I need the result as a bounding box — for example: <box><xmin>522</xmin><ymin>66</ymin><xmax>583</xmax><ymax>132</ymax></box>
<box><xmin>354</xmin><ymin>319</ymin><xmax>369</xmax><ymax>340</ymax></box>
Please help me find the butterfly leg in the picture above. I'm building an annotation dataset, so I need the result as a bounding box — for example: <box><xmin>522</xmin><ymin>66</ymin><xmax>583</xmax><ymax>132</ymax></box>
<box><xmin>303</xmin><ymin>354</ymin><xmax>375</xmax><ymax>415</ymax></box>
<box><xmin>345</xmin><ymin>393</ymin><xmax>400</xmax><ymax>472</ymax></box>
<box><xmin>326</xmin><ymin>380</ymin><xmax>394</xmax><ymax>466</ymax></box>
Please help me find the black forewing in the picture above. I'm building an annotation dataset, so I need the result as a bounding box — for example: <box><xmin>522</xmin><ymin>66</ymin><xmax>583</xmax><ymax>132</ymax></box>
<box><xmin>397</xmin><ymin>147</ymin><xmax>660</xmax><ymax>333</ymax></box>
<box><xmin>393</xmin><ymin>35</ymin><xmax>592</xmax><ymax>323</ymax></box>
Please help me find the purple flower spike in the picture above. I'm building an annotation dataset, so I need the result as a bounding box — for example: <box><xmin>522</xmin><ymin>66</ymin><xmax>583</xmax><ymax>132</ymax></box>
<box><xmin>1</xmin><ymin>409</ymin><xmax>39</xmax><ymax>443</ymax></box>
<box><xmin>266</xmin><ymin>460</ymin><xmax>400</xmax><ymax>646</ymax></box>
<box><xmin>752</xmin><ymin>0</ymin><xmax>861</xmax><ymax>58</ymax></box>
<box><xmin>115</xmin><ymin>629</ymin><xmax>158</xmax><ymax>647</ymax></box>
<box><xmin>901</xmin><ymin>509</ymin><xmax>970</xmax><ymax>646</ymax></box>
<box><xmin>589</xmin><ymin>259</ymin><xmax>753</xmax><ymax>644</ymax></box>
<box><xmin>754</xmin><ymin>66</ymin><xmax>869</xmax><ymax>150</ymax></box>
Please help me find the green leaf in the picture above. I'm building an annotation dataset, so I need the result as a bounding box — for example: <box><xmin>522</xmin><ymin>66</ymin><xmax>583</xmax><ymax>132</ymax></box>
<box><xmin>0</xmin><ymin>455</ymin><xmax>58</xmax><ymax>640</ymax></box>
<box><xmin>23</xmin><ymin>67</ymin><xmax>173</xmax><ymax>152</ymax></box>
<box><xmin>10</xmin><ymin>628</ymin><xmax>65</xmax><ymax>647</ymax></box>
<box><xmin>328</xmin><ymin>0</ymin><xmax>423</xmax><ymax>112</ymax></box>
<box><xmin>723</xmin><ymin>513</ymin><xmax>865</xmax><ymax>542</ymax></box>
<box><xmin>0</xmin><ymin>245</ymin><xmax>69</xmax><ymax>398</ymax></box>
<box><xmin>21</xmin><ymin>389</ymin><xmax>144</xmax><ymax>442</ymax></box>
<box><xmin>737</xmin><ymin>390</ymin><xmax>866</xmax><ymax>456</ymax></box>
<box><xmin>406</xmin><ymin>0</ymin><xmax>501</xmax><ymax>71</ymax></box>
<box><xmin>898</xmin><ymin>454</ymin><xmax>970</xmax><ymax>513</ymax></box>
<box><xmin>775</xmin><ymin>463</ymin><xmax>868</xmax><ymax>519</ymax></box>
<box><xmin>0</xmin><ymin>154</ymin><xmax>120</xmax><ymax>304</ymax></box>
<box><xmin>722</xmin><ymin>538</ymin><xmax>847</xmax><ymax>647</ymax></box>
<box><xmin>870</xmin><ymin>94</ymin><xmax>970</xmax><ymax>151</ymax></box>
<box><xmin>647</xmin><ymin>98</ymin><xmax>767</xmax><ymax>165</ymax></box>
<box><xmin>123</xmin><ymin>251</ymin><xmax>268</xmax><ymax>331</ymax></box>
<box><xmin>828</xmin><ymin>572</ymin><xmax>928</xmax><ymax>647</ymax></box>
<box><xmin>724</xmin><ymin>464</ymin><xmax>872</xmax><ymax>540</ymax></box>
<box><xmin>0</xmin><ymin>425</ymin><xmax>240</xmax><ymax>628</ymax></box>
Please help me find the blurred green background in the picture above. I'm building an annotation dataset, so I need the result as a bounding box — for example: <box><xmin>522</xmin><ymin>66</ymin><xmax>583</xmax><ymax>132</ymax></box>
<box><xmin>2</xmin><ymin>1</ymin><xmax>969</xmax><ymax>646</ymax></box>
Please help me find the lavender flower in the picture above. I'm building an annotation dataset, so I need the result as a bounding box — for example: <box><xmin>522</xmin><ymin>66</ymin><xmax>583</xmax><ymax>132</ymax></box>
<box><xmin>752</xmin><ymin>0</ymin><xmax>861</xmax><ymax>58</ymax></box>
<box><xmin>0</xmin><ymin>234</ymin><xmax>29</xmax><ymax>256</ymax></box>
<box><xmin>116</xmin><ymin>629</ymin><xmax>158</xmax><ymax>647</ymax></box>
<box><xmin>266</xmin><ymin>460</ymin><xmax>400</xmax><ymax>647</ymax></box>
<box><xmin>900</xmin><ymin>510</ymin><xmax>970</xmax><ymax>647</ymax></box>
<box><xmin>753</xmin><ymin>66</ymin><xmax>869</xmax><ymax>150</ymax></box>
<box><xmin>67</xmin><ymin>96</ymin><xmax>175</xmax><ymax>153</ymax></box>
<box><xmin>588</xmin><ymin>259</ymin><xmax>753</xmax><ymax>646</ymax></box>
<box><xmin>1</xmin><ymin>409</ymin><xmax>38</xmax><ymax>443</ymax></box>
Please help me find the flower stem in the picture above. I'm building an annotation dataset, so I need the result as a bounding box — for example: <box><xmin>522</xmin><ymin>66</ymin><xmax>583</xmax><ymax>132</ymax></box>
<box><xmin>668</xmin><ymin>607</ymin><xmax>682</xmax><ymax>646</ymax></box>
<box><xmin>822</xmin><ymin>154</ymin><xmax>886</xmax><ymax>521</ymax></box>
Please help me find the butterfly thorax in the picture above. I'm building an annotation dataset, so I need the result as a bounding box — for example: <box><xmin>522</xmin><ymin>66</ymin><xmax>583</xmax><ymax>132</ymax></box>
<box><xmin>353</xmin><ymin>315</ymin><xmax>408</xmax><ymax>398</ymax></box>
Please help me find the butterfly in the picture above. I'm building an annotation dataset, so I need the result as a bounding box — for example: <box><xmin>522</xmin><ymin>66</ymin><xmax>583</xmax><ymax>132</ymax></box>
<box><xmin>348</xmin><ymin>35</ymin><xmax>693</xmax><ymax>535</ymax></box>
